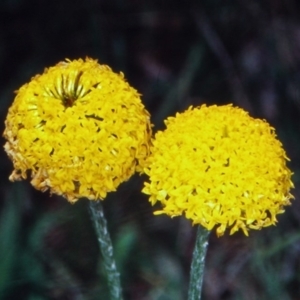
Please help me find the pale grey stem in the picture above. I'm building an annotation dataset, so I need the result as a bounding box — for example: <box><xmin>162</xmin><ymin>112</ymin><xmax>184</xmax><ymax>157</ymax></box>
<box><xmin>89</xmin><ymin>200</ymin><xmax>123</xmax><ymax>300</ymax></box>
<box><xmin>188</xmin><ymin>226</ymin><xmax>210</xmax><ymax>300</ymax></box>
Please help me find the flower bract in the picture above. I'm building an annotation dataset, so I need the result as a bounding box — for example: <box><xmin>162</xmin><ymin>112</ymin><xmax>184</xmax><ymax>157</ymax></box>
<box><xmin>142</xmin><ymin>104</ymin><xmax>294</xmax><ymax>236</ymax></box>
<box><xmin>4</xmin><ymin>58</ymin><xmax>152</xmax><ymax>202</ymax></box>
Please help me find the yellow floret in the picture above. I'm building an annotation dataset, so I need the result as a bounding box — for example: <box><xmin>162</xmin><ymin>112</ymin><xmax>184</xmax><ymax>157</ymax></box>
<box><xmin>4</xmin><ymin>58</ymin><xmax>152</xmax><ymax>202</ymax></box>
<box><xmin>142</xmin><ymin>104</ymin><xmax>294</xmax><ymax>236</ymax></box>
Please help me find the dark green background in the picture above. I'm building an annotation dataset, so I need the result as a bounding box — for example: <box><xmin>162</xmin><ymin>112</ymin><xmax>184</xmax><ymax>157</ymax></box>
<box><xmin>0</xmin><ymin>1</ymin><xmax>300</xmax><ymax>299</ymax></box>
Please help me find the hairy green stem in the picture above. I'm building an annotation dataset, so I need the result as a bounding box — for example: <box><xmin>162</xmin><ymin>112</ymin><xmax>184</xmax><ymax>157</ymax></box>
<box><xmin>89</xmin><ymin>200</ymin><xmax>123</xmax><ymax>300</ymax></box>
<box><xmin>188</xmin><ymin>226</ymin><xmax>210</xmax><ymax>300</ymax></box>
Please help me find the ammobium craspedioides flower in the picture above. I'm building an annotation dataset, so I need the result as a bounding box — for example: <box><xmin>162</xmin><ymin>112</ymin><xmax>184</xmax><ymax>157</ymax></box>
<box><xmin>142</xmin><ymin>104</ymin><xmax>294</xmax><ymax>236</ymax></box>
<box><xmin>4</xmin><ymin>58</ymin><xmax>152</xmax><ymax>202</ymax></box>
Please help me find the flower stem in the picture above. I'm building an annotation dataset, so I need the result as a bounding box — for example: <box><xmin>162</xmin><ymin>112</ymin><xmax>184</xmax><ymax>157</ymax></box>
<box><xmin>188</xmin><ymin>226</ymin><xmax>210</xmax><ymax>300</ymax></box>
<box><xmin>89</xmin><ymin>200</ymin><xmax>123</xmax><ymax>300</ymax></box>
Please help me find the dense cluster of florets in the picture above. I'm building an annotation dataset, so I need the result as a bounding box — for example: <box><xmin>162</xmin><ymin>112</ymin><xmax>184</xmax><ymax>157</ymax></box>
<box><xmin>143</xmin><ymin>105</ymin><xmax>294</xmax><ymax>236</ymax></box>
<box><xmin>4</xmin><ymin>58</ymin><xmax>152</xmax><ymax>202</ymax></box>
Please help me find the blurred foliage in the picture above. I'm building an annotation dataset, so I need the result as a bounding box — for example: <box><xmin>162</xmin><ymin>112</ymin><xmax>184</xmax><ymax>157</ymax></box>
<box><xmin>0</xmin><ymin>0</ymin><xmax>300</xmax><ymax>299</ymax></box>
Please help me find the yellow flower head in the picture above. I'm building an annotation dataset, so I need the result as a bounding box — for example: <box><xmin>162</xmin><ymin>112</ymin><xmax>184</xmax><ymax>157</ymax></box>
<box><xmin>142</xmin><ymin>104</ymin><xmax>294</xmax><ymax>236</ymax></box>
<box><xmin>4</xmin><ymin>58</ymin><xmax>152</xmax><ymax>202</ymax></box>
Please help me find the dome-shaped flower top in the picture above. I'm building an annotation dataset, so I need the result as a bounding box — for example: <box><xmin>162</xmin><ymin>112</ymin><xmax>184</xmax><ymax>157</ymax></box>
<box><xmin>142</xmin><ymin>104</ymin><xmax>294</xmax><ymax>236</ymax></box>
<box><xmin>4</xmin><ymin>58</ymin><xmax>152</xmax><ymax>202</ymax></box>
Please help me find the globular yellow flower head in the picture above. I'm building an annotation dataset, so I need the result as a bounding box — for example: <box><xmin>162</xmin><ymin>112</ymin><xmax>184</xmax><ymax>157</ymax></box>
<box><xmin>142</xmin><ymin>104</ymin><xmax>294</xmax><ymax>236</ymax></box>
<box><xmin>4</xmin><ymin>58</ymin><xmax>152</xmax><ymax>203</ymax></box>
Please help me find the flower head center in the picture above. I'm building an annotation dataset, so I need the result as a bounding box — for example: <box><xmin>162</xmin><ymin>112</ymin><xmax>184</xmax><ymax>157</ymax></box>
<box><xmin>45</xmin><ymin>70</ymin><xmax>99</xmax><ymax>107</ymax></box>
